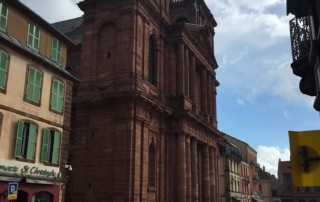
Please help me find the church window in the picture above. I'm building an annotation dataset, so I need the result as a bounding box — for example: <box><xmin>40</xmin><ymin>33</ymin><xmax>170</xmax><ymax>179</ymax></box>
<box><xmin>148</xmin><ymin>35</ymin><xmax>157</xmax><ymax>85</ymax></box>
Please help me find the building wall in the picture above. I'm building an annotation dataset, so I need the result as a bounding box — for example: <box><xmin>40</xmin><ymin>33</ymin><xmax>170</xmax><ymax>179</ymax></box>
<box><xmin>0</xmin><ymin>1</ymin><xmax>75</xmax><ymax>202</ymax></box>
<box><xmin>65</xmin><ymin>0</ymin><xmax>220</xmax><ymax>202</ymax></box>
<box><xmin>6</xmin><ymin>3</ymin><xmax>68</xmax><ymax>67</ymax></box>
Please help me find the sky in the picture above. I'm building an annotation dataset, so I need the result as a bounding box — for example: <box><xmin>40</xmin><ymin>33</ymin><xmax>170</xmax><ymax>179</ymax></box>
<box><xmin>18</xmin><ymin>0</ymin><xmax>320</xmax><ymax>177</ymax></box>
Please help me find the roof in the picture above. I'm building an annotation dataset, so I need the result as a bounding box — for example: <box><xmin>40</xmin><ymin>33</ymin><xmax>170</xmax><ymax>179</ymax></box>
<box><xmin>0</xmin><ymin>30</ymin><xmax>79</xmax><ymax>82</ymax></box>
<box><xmin>7</xmin><ymin>0</ymin><xmax>76</xmax><ymax>47</ymax></box>
<box><xmin>52</xmin><ymin>17</ymin><xmax>83</xmax><ymax>45</ymax></box>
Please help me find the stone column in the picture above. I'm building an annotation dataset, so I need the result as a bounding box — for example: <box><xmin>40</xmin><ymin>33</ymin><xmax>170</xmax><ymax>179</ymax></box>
<box><xmin>184</xmin><ymin>48</ymin><xmax>190</xmax><ymax>97</ymax></box>
<box><xmin>207</xmin><ymin>74</ymin><xmax>212</xmax><ymax>117</ymax></box>
<box><xmin>189</xmin><ymin>55</ymin><xmax>196</xmax><ymax>103</ymax></box>
<box><xmin>200</xmin><ymin>67</ymin><xmax>207</xmax><ymax>113</ymax></box>
<box><xmin>177</xmin><ymin>133</ymin><xmax>187</xmax><ymax>202</ymax></box>
<box><xmin>186</xmin><ymin>136</ymin><xmax>192</xmax><ymax>202</ymax></box>
<box><xmin>191</xmin><ymin>138</ymin><xmax>199</xmax><ymax>202</ymax></box>
<box><xmin>202</xmin><ymin>145</ymin><xmax>210</xmax><ymax>202</ymax></box>
<box><xmin>177</xmin><ymin>43</ymin><xmax>185</xmax><ymax>95</ymax></box>
<box><xmin>209</xmin><ymin>147</ymin><xmax>215</xmax><ymax>202</ymax></box>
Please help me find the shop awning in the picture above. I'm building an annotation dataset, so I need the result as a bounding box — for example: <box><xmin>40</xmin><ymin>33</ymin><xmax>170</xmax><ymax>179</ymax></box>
<box><xmin>253</xmin><ymin>199</ymin><xmax>264</xmax><ymax>202</ymax></box>
<box><xmin>26</xmin><ymin>179</ymin><xmax>59</xmax><ymax>185</ymax></box>
<box><xmin>232</xmin><ymin>197</ymin><xmax>241</xmax><ymax>202</ymax></box>
<box><xmin>0</xmin><ymin>176</ymin><xmax>22</xmax><ymax>182</ymax></box>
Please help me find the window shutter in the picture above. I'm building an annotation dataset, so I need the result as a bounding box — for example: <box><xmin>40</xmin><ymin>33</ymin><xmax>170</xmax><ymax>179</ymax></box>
<box><xmin>57</xmin><ymin>41</ymin><xmax>61</xmax><ymax>63</ymax></box>
<box><xmin>26</xmin><ymin>124</ymin><xmax>37</xmax><ymax>160</ymax></box>
<box><xmin>0</xmin><ymin>3</ymin><xmax>7</xmax><ymax>30</ymax></box>
<box><xmin>34</xmin><ymin>70</ymin><xmax>42</xmax><ymax>103</ymax></box>
<box><xmin>14</xmin><ymin>120</ymin><xmax>24</xmax><ymax>157</ymax></box>
<box><xmin>51</xmin><ymin>39</ymin><xmax>57</xmax><ymax>60</ymax></box>
<box><xmin>50</xmin><ymin>80</ymin><xmax>58</xmax><ymax>110</ymax></box>
<box><xmin>41</xmin><ymin>128</ymin><xmax>50</xmax><ymax>162</ymax></box>
<box><xmin>57</xmin><ymin>82</ymin><xmax>64</xmax><ymax>112</ymax></box>
<box><xmin>26</xmin><ymin>68</ymin><xmax>35</xmax><ymax>100</ymax></box>
<box><xmin>0</xmin><ymin>50</ymin><xmax>7</xmax><ymax>89</ymax></box>
<box><xmin>34</xmin><ymin>27</ymin><xmax>40</xmax><ymax>50</ymax></box>
<box><xmin>52</xmin><ymin>131</ymin><xmax>61</xmax><ymax>164</ymax></box>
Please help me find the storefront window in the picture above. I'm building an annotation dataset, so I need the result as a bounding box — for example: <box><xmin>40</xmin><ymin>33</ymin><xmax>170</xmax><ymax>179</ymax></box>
<box><xmin>32</xmin><ymin>192</ymin><xmax>53</xmax><ymax>202</ymax></box>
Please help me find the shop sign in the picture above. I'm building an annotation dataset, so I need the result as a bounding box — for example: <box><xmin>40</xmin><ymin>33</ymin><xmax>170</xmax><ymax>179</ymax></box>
<box><xmin>0</xmin><ymin>164</ymin><xmax>58</xmax><ymax>178</ymax></box>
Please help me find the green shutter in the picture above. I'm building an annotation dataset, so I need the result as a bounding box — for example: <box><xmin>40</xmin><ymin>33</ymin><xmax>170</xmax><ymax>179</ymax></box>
<box><xmin>26</xmin><ymin>68</ymin><xmax>41</xmax><ymax>103</ymax></box>
<box><xmin>57</xmin><ymin>41</ymin><xmax>61</xmax><ymax>63</ymax></box>
<box><xmin>0</xmin><ymin>50</ymin><xmax>7</xmax><ymax>89</ymax></box>
<box><xmin>14</xmin><ymin>120</ymin><xmax>24</xmax><ymax>157</ymax></box>
<box><xmin>0</xmin><ymin>3</ymin><xmax>7</xmax><ymax>30</ymax></box>
<box><xmin>51</xmin><ymin>39</ymin><xmax>57</xmax><ymax>61</ymax></box>
<box><xmin>26</xmin><ymin>124</ymin><xmax>37</xmax><ymax>160</ymax></box>
<box><xmin>34</xmin><ymin>70</ymin><xmax>42</xmax><ymax>103</ymax></box>
<box><xmin>51</xmin><ymin>80</ymin><xmax>64</xmax><ymax>112</ymax></box>
<box><xmin>50</xmin><ymin>80</ymin><xmax>58</xmax><ymax>110</ymax></box>
<box><xmin>52</xmin><ymin>131</ymin><xmax>60</xmax><ymax>164</ymax></box>
<box><xmin>41</xmin><ymin>128</ymin><xmax>50</xmax><ymax>162</ymax></box>
<box><xmin>57</xmin><ymin>82</ymin><xmax>64</xmax><ymax>112</ymax></box>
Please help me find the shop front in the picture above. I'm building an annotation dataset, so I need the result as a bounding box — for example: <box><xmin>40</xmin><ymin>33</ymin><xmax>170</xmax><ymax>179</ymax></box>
<box><xmin>0</xmin><ymin>163</ymin><xmax>62</xmax><ymax>202</ymax></box>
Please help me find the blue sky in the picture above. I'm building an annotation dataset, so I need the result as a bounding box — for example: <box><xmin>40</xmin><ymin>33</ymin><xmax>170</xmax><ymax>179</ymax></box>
<box><xmin>20</xmin><ymin>0</ymin><xmax>320</xmax><ymax>176</ymax></box>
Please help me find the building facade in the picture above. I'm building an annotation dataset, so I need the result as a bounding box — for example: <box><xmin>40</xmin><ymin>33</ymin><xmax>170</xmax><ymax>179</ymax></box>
<box><xmin>287</xmin><ymin>0</ymin><xmax>320</xmax><ymax>111</ymax></box>
<box><xmin>276</xmin><ymin>159</ymin><xmax>320</xmax><ymax>202</ymax></box>
<box><xmin>53</xmin><ymin>0</ymin><xmax>221</xmax><ymax>201</ymax></box>
<box><xmin>0</xmin><ymin>1</ymin><xmax>77</xmax><ymax>202</ymax></box>
<box><xmin>224</xmin><ymin>134</ymin><xmax>262</xmax><ymax>202</ymax></box>
<box><xmin>218</xmin><ymin>137</ymin><xmax>250</xmax><ymax>202</ymax></box>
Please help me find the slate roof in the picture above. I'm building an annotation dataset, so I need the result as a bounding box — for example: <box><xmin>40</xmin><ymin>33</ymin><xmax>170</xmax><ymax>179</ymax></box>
<box><xmin>52</xmin><ymin>17</ymin><xmax>83</xmax><ymax>45</ymax></box>
<box><xmin>0</xmin><ymin>30</ymin><xmax>79</xmax><ymax>82</ymax></box>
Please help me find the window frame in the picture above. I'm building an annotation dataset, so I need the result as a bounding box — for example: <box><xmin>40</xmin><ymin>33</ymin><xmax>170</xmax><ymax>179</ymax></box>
<box><xmin>24</xmin><ymin>66</ymin><xmax>43</xmax><ymax>106</ymax></box>
<box><xmin>148</xmin><ymin>143</ymin><xmax>156</xmax><ymax>189</ymax></box>
<box><xmin>49</xmin><ymin>77</ymin><xmax>65</xmax><ymax>114</ymax></box>
<box><xmin>51</xmin><ymin>38</ymin><xmax>61</xmax><ymax>64</ymax></box>
<box><xmin>40</xmin><ymin>128</ymin><xmax>61</xmax><ymax>166</ymax></box>
<box><xmin>148</xmin><ymin>34</ymin><xmax>158</xmax><ymax>86</ymax></box>
<box><xmin>14</xmin><ymin>120</ymin><xmax>38</xmax><ymax>163</ymax></box>
<box><xmin>0</xmin><ymin>47</ymin><xmax>9</xmax><ymax>93</ymax></box>
<box><xmin>27</xmin><ymin>22</ymin><xmax>40</xmax><ymax>51</ymax></box>
<box><xmin>0</xmin><ymin>1</ymin><xmax>8</xmax><ymax>31</ymax></box>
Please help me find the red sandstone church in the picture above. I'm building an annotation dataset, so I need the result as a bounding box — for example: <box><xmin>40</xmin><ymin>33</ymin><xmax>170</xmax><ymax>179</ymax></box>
<box><xmin>54</xmin><ymin>0</ymin><xmax>222</xmax><ymax>201</ymax></box>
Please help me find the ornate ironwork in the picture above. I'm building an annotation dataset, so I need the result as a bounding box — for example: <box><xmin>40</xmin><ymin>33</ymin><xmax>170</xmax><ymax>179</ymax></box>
<box><xmin>290</xmin><ymin>16</ymin><xmax>311</xmax><ymax>62</ymax></box>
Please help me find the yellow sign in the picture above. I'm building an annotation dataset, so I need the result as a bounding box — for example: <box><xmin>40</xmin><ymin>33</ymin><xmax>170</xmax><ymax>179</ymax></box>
<box><xmin>289</xmin><ymin>130</ymin><xmax>320</xmax><ymax>186</ymax></box>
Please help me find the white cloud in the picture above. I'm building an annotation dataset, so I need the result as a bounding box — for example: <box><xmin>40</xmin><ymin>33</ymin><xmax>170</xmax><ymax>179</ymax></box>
<box><xmin>236</xmin><ymin>98</ymin><xmax>245</xmax><ymax>106</ymax></box>
<box><xmin>257</xmin><ymin>145</ymin><xmax>290</xmax><ymax>177</ymax></box>
<box><xmin>20</xmin><ymin>0</ymin><xmax>83</xmax><ymax>23</ymax></box>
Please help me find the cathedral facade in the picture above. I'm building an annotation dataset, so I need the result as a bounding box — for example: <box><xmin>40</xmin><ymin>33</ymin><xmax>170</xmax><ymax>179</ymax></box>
<box><xmin>54</xmin><ymin>0</ymin><xmax>222</xmax><ymax>201</ymax></box>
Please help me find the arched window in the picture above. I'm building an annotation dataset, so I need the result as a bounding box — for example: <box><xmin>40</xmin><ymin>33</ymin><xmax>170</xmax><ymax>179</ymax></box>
<box><xmin>148</xmin><ymin>35</ymin><xmax>157</xmax><ymax>85</ymax></box>
<box><xmin>175</xmin><ymin>17</ymin><xmax>188</xmax><ymax>23</ymax></box>
<box><xmin>148</xmin><ymin>143</ymin><xmax>156</xmax><ymax>187</ymax></box>
<box><xmin>32</xmin><ymin>192</ymin><xmax>53</xmax><ymax>202</ymax></box>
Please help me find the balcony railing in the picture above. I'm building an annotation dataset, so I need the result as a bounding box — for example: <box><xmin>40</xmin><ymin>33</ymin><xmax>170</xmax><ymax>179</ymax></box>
<box><xmin>290</xmin><ymin>16</ymin><xmax>311</xmax><ymax>62</ymax></box>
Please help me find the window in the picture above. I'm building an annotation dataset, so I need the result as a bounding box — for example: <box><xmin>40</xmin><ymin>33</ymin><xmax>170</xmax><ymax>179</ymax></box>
<box><xmin>51</xmin><ymin>38</ymin><xmax>61</xmax><ymax>63</ymax></box>
<box><xmin>32</xmin><ymin>192</ymin><xmax>53</xmax><ymax>202</ymax></box>
<box><xmin>310</xmin><ymin>186</ymin><xmax>315</xmax><ymax>192</ymax></box>
<box><xmin>148</xmin><ymin>35</ymin><xmax>157</xmax><ymax>85</ymax></box>
<box><xmin>148</xmin><ymin>144</ymin><xmax>156</xmax><ymax>187</ymax></box>
<box><xmin>25</xmin><ymin>67</ymin><xmax>42</xmax><ymax>104</ymax></box>
<box><xmin>27</xmin><ymin>23</ymin><xmax>40</xmax><ymax>50</ymax></box>
<box><xmin>14</xmin><ymin>120</ymin><xmax>37</xmax><ymax>161</ymax></box>
<box><xmin>0</xmin><ymin>1</ymin><xmax>7</xmax><ymax>31</ymax></box>
<box><xmin>50</xmin><ymin>79</ymin><xmax>64</xmax><ymax>113</ymax></box>
<box><xmin>0</xmin><ymin>49</ymin><xmax>8</xmax><ymax>92</ymax></box>
<box><xmin>41</xmin><ymin>128</ymin><xmax>61</xmax><ymax>165</ymax></box>
<box><xmin>299</xmin><ymin>187</ymin><xmax>305</xmax><ymax>192</ymax></box>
